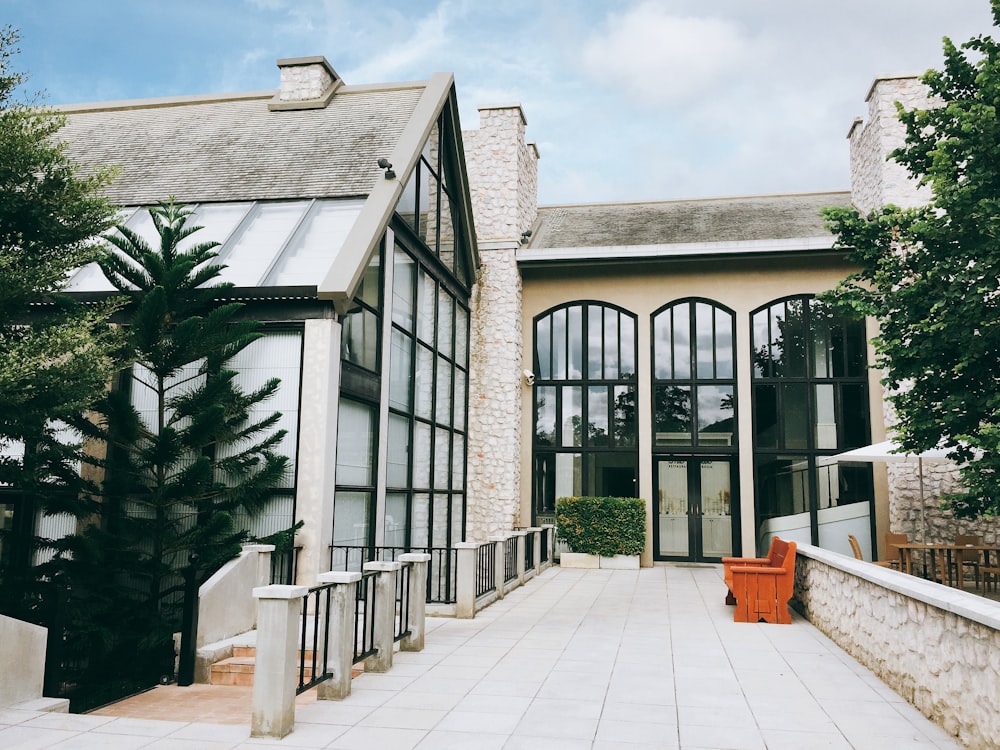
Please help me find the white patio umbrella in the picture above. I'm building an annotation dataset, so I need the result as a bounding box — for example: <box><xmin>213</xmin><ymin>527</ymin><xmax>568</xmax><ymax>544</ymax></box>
<box><xmin>833</xmin><ymin>439</ymin><xmax>957</xmax><ymax>541</ymax></box>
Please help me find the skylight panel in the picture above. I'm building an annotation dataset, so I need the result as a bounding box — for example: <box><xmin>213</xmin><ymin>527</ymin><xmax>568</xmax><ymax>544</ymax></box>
<box><xmin>216</xmin><ymin>201</ymin><xmax>311</xmax><ymax>287</ymax></box>
<box><xmin>264</xmin><ymin>199</ymin><xmax>364</xmax><ymax>287</ymax></box>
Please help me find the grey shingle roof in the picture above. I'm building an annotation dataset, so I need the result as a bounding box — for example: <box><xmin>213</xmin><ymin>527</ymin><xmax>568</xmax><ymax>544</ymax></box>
<box><xmin>529</xmin><ymin>192</ymin><xmax>852</xmax><ymax>249</ymax></box>
<box><xmin>58</xmin><ymin>85</ymin><xmax>426</xmax><ymax>205</ymax></box>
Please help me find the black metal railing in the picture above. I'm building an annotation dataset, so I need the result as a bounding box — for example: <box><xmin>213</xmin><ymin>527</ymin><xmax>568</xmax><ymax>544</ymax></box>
<box><xmin>329</xmin><ymin>545</ymin><xmax>457</xmax><ymax>604</ymax></box>
<box><xmin>394</xmin><ymin>562</ymin><xmax>412</xmax><ymax>642</ymax></box>
<box><xmin>524</xmin><ymin>531</ymin><xmax>535</xmax><ymax>572</ymax></box>
<box><xmin>504</xmin><ymin>536</ymin><xmax>518</xmax><ymax>583</ymax></box>
<box><xmin>354</xmin><ymin>571</ymin><xmax>378</xmax><ymax>664</ymax></box>
<box><xmin>271</xmin><ymin>545</ymin><xmax>302</xmax><ymax>585</ymax></box>
<box><xmin>476</xmin><ymin>542</ymin><xmax>497</xmax><ymax>598</ymax></box>
<box><xmin>541</xmin><ymin>527</ymin><xmax>551</xmax><ymax>563</ymax></box>
<box><xmin>296</xmin><ymin>582</ymin><xmax>333</xmax><ymax>695</ymax></box>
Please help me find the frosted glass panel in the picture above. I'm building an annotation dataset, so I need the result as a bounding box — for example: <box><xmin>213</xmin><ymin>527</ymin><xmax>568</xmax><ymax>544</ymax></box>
<box><xmin>219</xmin><ymin>201</ymin><xmax>309</xmax><ymax>287</ymax></box>
<box><xmin>266</xmin><ymin>200</ymin><xmax>362</xmax><ymax>286</ymax></box>
<box><xmin>335</xmin><ymin>399</ymin><xmax>374</xmax><ymax>486</ymax></box>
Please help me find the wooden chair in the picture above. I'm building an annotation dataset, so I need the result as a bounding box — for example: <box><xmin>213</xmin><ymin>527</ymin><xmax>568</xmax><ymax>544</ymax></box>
<box><xmin>951</xmin><ymin>534</ymin><xmax>982</xmax><ymax>589</ymax></box>
<box><xmin>849</xmin><ymin>534</ymin><xmax>895</xmax><ymax>568</ymax></box>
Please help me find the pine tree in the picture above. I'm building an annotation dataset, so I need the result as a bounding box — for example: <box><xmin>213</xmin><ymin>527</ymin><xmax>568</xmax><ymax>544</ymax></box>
<box><xmin>55</xmin><ymin>199</ymin><xmax>289</xmax><ymax>688</ymax></box>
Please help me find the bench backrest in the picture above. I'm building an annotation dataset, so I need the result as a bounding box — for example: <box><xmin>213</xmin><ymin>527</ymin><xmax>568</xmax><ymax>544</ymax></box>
<box><xmin>770</xmin><ymin>539</ymin><xmax>795</xmax><ymax>571</ymax></box>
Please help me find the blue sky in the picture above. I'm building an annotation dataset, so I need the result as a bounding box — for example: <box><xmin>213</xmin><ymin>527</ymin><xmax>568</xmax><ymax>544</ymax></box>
<box><xmin>3</xmin><ymin>0</ymin><xmax>996</xmax><ymax>205</ymax></box>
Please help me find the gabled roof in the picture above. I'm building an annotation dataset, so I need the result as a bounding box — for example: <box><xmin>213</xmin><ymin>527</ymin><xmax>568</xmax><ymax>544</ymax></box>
<box><xmin>59</xmin><ymin>85</ymin><xmax>425</xmax><ymax>205</ymax></box>
<box><xmin>57</xmin><ymin>62</ymin><xmax>479</xmax><ymax>313</ymax></box>
<box><xmin>520</xmin><ymin>192</ymin><xmax>851</xmax><ymax>265</ymax></box>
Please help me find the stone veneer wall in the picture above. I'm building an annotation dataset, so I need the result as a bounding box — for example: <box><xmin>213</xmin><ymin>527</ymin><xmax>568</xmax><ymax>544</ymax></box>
<box><xmin>462</xmin><ymin>105</ymin><xmax>538</xmax><ymax>540</ymax></box>
<box><xmin>793</xmin><ymin>544</ymin><xmax>1000</xmax><ymax>750</ymax></box>
<box><xmin>848</xmin><ymin>75</ymin><xmax>934</xmax><ymax>216</ymax></box>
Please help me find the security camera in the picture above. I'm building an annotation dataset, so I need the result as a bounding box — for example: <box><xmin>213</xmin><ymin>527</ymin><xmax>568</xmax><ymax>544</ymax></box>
<box><xmin>522</xmin><ymin>369</ymin><xmax>535</xmax><ymax>386</ymax></box>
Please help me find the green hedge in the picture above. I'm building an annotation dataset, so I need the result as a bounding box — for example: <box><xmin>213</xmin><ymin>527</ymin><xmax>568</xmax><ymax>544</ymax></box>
<box><xmin>555</xmin><ymin>496</ymin><xmax>646</xmax><ymax>557</ymax></box>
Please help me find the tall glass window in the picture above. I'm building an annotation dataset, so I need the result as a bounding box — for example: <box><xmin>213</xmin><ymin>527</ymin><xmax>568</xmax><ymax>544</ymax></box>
<box><xmin>386</xmin><ymin>241</ymin><xmax>469</xmax><ymax>551</ymax></box>
<box><xmin>751</xmin><ymin>296</ymin><xmax>872</xmax><ymax>538</ymax></box>
<box><xmin>532</xmin><ymin>302</ymin><xmax>638</xmax><ymax>524</ymax></box>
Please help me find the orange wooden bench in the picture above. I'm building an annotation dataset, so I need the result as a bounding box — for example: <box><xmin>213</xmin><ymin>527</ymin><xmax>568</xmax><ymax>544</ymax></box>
<box><xmin>722</xmin><ymin>536</ymin><xmax>781</xmax><ymax>605</ymax></box>
<box><xmin>725</xmin><ymin>538</ymin><xmax>796</xmax><ymax>624</ymax></box>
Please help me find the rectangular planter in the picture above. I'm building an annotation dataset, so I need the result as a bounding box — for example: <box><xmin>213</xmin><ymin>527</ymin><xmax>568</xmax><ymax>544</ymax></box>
<box><xmin>559</xmin><ymin>552</ymin><xmax>600</xmax><ymax>569</ymax></box>
<box><xmin>600</xmin><ymin>554</ymin><xmax>640</xmax><ymax>570</ymax></box>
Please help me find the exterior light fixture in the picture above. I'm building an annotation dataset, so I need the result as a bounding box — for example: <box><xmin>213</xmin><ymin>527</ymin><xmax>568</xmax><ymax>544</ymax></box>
<box><xmin>377</xmin><ymin>158</ymin><xmax>396</xmax><ymax>179</ymax></box>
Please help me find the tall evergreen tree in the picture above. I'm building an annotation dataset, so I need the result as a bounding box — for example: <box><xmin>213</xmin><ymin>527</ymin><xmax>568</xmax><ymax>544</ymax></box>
<box><xmin>0</xmin><ymin>25</ymin><xmax>123</xmax><ymax>591</ymax></box>
<box><xmin>55</xmin><ymin>199</ymin><xmax>289</xmax><ymax>688</ymax></box>
<box><xmin>823</xmin><ymin>0</ymin><xmax>1000</xmax><ymax>517</ymax></box>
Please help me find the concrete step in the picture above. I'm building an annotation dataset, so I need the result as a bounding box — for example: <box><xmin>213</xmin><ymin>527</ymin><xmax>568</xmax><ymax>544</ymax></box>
<box><xmin>208</xmin><ymin>645</ymin><xmax>359</xmax><ymax>686</ymax></box>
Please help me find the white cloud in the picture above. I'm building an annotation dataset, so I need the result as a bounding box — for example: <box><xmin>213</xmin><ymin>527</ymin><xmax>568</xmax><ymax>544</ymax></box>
<box><xmin>343</xmin><ymin>3</ymin><xmax>454</xmax><ymax>84</ymax></box>
<box><xmin>579</xmin><ymin>2</ymin><xmax>761</xmax><ymax>107</ymax></box>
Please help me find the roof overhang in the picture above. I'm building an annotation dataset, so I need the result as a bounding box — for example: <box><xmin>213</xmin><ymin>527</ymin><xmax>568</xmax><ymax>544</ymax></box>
<box><xmin>516</xmin><ymin>236</ymin><xmax>841</xmax><ymax>267</ymax></box>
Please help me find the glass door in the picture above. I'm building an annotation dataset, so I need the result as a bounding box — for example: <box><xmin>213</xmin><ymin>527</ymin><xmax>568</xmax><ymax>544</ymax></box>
<box><xmin>655</xmin><ymin>457</ymin><xmax>734</xmax><ymax>562</ymax></box>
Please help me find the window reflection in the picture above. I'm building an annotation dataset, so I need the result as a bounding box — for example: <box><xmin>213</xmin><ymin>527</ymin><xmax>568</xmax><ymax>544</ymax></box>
<box><xmin>652</xmin><ymin>300</ymin><xmax>736</xmax><ymax>448</ymax></box>
<box><xmin>532</xmin><ymin>302</ymin><xmax>638</xmax><ymax>518</ymax></box>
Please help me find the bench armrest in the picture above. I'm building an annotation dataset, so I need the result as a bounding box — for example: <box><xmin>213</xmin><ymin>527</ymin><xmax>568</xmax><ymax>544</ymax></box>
<box><xmin>731</xmin><ymin>565</ymin><xmax>784</xmax><ymax>575</ymax></box>
<box><xmin>722</xmin><ymin>556</ymin><xmax>769</xmax><ymax>565</ymax></box>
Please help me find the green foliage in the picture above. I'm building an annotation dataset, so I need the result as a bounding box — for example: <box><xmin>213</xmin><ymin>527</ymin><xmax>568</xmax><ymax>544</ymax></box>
<box><xmin>822</xmin><ymin>1</ymin><xmax>1000</xmax><ymax>517</ymax></box>
<box><xmin>555</xmin><ymin>496</ymin><xmax>646</xmax><ymax>556</ymax></box>
<box><xmin>47</xmin><ymin>199</ymin><xmax>290</xmax><ymax>684</ymax></box>
<box><xmin>0</xmin><ymin>25</ymin><xmax>124</xmax><ymax>585</ymax></box>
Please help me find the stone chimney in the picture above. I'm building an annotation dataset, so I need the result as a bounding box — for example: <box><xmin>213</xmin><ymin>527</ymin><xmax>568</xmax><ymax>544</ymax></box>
<box><xmin>268</xmin><ymin>56</ymin><xmax>342</xmax><ymax>111</ymax></box>
<box><xmin>848</xmin><ymin>75</ymin><xmax>934</xmax><ymax>215</ymax></box>
<box><xmin>463</xmin><ymin>105</ymin><xmax>539</xmax><ymax>244</ymax></box>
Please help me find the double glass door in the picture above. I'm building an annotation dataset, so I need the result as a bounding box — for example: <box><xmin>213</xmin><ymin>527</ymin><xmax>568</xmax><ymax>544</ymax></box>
<box><xmin>655</xmin><ymin>457</ymin><xmax>734</xmax><ymax>562</ymax></box>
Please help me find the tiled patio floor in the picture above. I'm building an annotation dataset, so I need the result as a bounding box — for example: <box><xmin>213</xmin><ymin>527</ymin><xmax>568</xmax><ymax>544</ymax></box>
<box><xmin>0</xmin><ymin>564</ymin><xmax>966</xmax><ymax>749</ymax></box>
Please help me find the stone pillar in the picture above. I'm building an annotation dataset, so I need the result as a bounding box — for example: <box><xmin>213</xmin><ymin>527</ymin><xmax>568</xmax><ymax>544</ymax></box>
<box><xmin>362</xmin><ymin>561</ymin><xmax>401</xmax><ymax>672</ymax></box>
<box><xmin>251</xmin><ymin>585</ymin><xmax>307</xmax><ymax>739</ymax></box>
<box><xmin>315</xmin><ymin>572</ymin><xmax>361</xmax><ymax>701</ymax></box>
<box><xmin>397</xmin><ymin>553</ymin><xmax>430</xmax><ymax>651</ymax></box>
<box><xmin>454</xmin><ymin>542</ymin><xmax>479</xmax><ymax>618</ymax></box>
<box><xmin>463</xmin><ymin>104</ymin><xmax>539</xmax><ymax>542</ymax></box>
<box><xmin>543</xmin><ymin>524</ymin><xmax>556</xmax><ymax>567</ymax></box>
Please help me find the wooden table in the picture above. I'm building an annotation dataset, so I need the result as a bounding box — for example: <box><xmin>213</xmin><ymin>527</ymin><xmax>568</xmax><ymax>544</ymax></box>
<box><xmin>895</xmin><ymin>543</ymin><xmax>1000</xmax><ymax>589</ymax></box>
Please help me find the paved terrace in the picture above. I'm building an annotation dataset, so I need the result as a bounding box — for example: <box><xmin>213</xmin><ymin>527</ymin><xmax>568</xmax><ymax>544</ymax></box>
<box><xmin>0</xmin><ymin>565</ymin><xmax>962</xmax><ymax>749</ymax></box>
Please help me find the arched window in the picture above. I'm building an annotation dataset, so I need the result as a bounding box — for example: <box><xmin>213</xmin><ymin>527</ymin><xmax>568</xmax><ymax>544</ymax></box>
<box><xmin>652</xmin><ymin>299</ymin><xmax>736</xmax><ymax>450</ymax></box>
<box><xmin>751</xmin><ymin>296</ymin><xmax>872</xmax><ymax>538</ymax></box>
<box><xmin>531</xmin><ymin>302</ymin><xmax>638</xmax><ymax>524</ymax></box>
<box><xmin>651</xmin><ymin>299</ymin><xmax>737</xmax><ymax>561</ymax></box>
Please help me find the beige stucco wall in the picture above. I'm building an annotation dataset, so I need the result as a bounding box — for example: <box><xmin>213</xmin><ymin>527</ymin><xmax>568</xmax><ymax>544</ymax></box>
<box><xmin>518</xmin><ymin>254</ymin><xmax>889</xmax><ymax>564</ymax></box>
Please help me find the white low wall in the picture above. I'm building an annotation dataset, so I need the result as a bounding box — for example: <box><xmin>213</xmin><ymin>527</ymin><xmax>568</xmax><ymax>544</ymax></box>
<box><xmin>793</xmin><ymin>543</ymin><xmax>1000</xmax><ymax>750</ymax></box>
<box><xmin>0</xmin><ymin>614</ymin><xmax>47</xmax><ymax>708</ymax></box>
<box><xmin>198</xmin><ymin>544</ymin><xmax>274</xmax><ymax>647</ymax></box>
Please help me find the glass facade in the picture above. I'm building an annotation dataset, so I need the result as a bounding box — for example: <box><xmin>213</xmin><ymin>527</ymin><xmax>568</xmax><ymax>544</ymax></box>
<box><xmin>651</xmin><ymin>300</ymin><xmax>737</xmax><ymax>561</ymax></box>
<box><xmin>333</xmin><ymin>106</ymin><xmax>472</xmax><ymax>560</ymax></box>
<box><xmin>532</xmin><ymin>303</ymin><xmax>638</xmax><ymax>524</ymax></box>
<box><xmin>751</xmin><ymin>296</ymin><xmax>872</xmax><ymax>538</ymax></box>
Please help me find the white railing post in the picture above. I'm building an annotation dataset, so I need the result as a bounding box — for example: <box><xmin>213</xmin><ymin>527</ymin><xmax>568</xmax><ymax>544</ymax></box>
<box><xmin>515</xmin><ymin>530</ymin><xmax>528</xmax><ymax>585</ymax></box>
<box><xmin>362</xmin><ymin>561</ymin><xmax>401</xmax><ymax>672</ymax></box>
<box><xmin>529</xmin><ymin>527</ymin><xmax>542</xmax><ymax>573</ymax></box>
<box><xmin>491</xmin><ymin>536</ymin><xmax>507</xmax><ymax>598</ymax></box>
<box><xmin>315</xmin><ymin>571</ymin><xmax>361</xmax><ymax>701</ymax></box>
<box><xmin>397</xmin><ymin>553</ymin><xmax>430</xmax><ymax>651</ymax></box>
<box><xmin>543</xmin><ymin>524</ymin><xmax>556</xmax><ymax>567</ymax></box>
<box><xmin>455</xmin><ymin>542</ymin><xmax>479</xmax><ymax>618</ymax></box>
<box><xmin>251</xmin><ymin>584</ymin><xmax>307</xmax><ymax>739</ymax></box>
